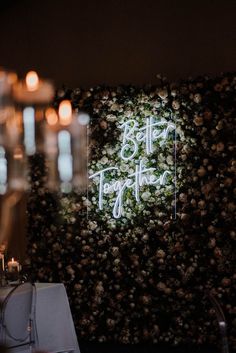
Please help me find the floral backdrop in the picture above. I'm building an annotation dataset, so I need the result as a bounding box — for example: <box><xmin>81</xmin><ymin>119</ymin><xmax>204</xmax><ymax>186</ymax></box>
<box><xmin>26</xmin><ymin>73</ymin><xmax>236</xmax><ymax>349</ymax></box>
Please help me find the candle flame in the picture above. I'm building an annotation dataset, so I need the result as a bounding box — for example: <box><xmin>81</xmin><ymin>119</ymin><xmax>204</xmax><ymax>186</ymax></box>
<box><xmin>46</xmin><ymin>108</ymin><xmax>58</xmax><ymax>126</ymax></box>
<box><xmin>11</xmin><ymin>257</ymin><xmax>14</xmax><ymax>262</ymax></box>
<box><xmin>26</xmin><ymin>71</ymin><xmax>39</xmax><ymax>91</ymax></box>
<box><xmin>59</xmin><ymin>100</ymin><xmax>72</xmax><ymax>126</ymax></box>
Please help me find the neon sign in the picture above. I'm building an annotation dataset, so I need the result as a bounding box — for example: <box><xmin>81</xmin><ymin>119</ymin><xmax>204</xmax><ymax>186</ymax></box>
<box><xmin>89</xmin><ymin>116</ymin><xmax>175</xmax><ymax>218</ymax></box>
<box><xmin>120</xmin><ymin>117</ymin><xmax>175</xmax><ymax>160</ymax></box>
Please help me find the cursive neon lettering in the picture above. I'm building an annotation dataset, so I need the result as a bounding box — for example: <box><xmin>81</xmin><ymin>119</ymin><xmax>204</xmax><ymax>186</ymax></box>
<box><xmin>90</xmin><ymin>159</ymin><xmax>171</xmax><ymax>218</ymax></box>
<box><xmin>89</xmin><ymin>167</ymin><xmax>118</xmax><ymax>210</ymax></box>
<box><xmin>119</xmin><ymin>117</ymin><xmax>175</xmax><ymax>160</ymax></box>
<box><xmin>90</xmin><ymin>115</ymin><xmax>175</xmax><ymax>218</ymax></box>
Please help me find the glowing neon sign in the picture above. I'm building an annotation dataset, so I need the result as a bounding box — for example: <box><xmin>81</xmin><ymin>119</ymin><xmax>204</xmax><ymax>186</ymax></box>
<box><xmin>120</xmin><ymin>117</ymin><xmax>175</xmax><ymax>160</ymax></box>
<box><xmin>89</xmin><ymin>116</ymin><xmax>175</xmax><ymax>218</ymax></box>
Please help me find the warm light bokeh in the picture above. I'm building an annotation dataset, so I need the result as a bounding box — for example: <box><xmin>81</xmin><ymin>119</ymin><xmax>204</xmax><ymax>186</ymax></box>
<box><xmin>46</xmin><ymin>107</ymin><xmax>58</xmax><ymax>126</ymax></box>
<box><xmin>13</xmin><ymin>146</ymin><xmax>24</xmax><ymax>160</ymax></box>
<box><xmin>58</xmin><ymin>100</ymin><xmax>72</xmax><ymax>126</ymax></box>
<box><xmin>7</xmin><ymin>72</ymin><xmax>18</xmax><ymax>85</ymax></box>
<box><xmin>25</xmin><ymin>71</ymin><xmax>39</xmax><ymax>91</ymax></box>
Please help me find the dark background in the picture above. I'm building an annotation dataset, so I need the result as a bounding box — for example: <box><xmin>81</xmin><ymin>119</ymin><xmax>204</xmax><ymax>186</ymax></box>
<box><xmin>0</xmin><ymin>0</ymin><xmax>236</xmax><ymax>88</ymax></box>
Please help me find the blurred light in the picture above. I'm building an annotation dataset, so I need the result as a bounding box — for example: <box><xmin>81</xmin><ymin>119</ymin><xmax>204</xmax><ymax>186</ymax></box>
<box><xmin>58</xmin><ymin>130</ymin><xmax>71</xmax><ymax>154</ymax></box>
<box><xmin>58</xmin><ymin>100</ymin><xmax>72</xmax><ymax>126</ymax></box>
<box><xmin>58</xmin><ymin>130</ymin><xmax>73</xmax><ymax>183</ymax></box>
<box><xmin>23</xmin><ymin>107</ymin><xmax>36</xmax><ymax>155</ymax></box>
<box><xmin>46</xmin><ymin>107</ymin><xmax>58</xmax><ymax>126</ymax></box>
<box><xmin>26</xmin><ymin>71</ymin><xmax>39</xmax><ymax>91</ymax></box>
<box><xmin>58</xmin><ymin>155</ymin><xmax>73</xmax><ymax>182</ymax></box>
<box><xmin>13</xmin><ymin>146</ymin><xmax>23</xmax><ymax>160</ymax></box>
<box><xmin>77</xmin><ymin>112</ymin><xmax>90</xmax><ymax>125</ymax></box>
<box><xmin>0</xmin><ymin>108</ymin><xmax>9</xmax><ymax>124</ymax></box>
<box><xmin>7</xmin><ymin>72</ymin><xmax>17</xmax><ymax>85</ymax></box>
<box><xmin>0</xmin><ymin>146</ymin><xmax>7</xmax><ymax>194</ymax></box>
<box><xmin>35</xmin><ymin>109</ymin><xmax>44</xmax><ymax>121</ymax></box>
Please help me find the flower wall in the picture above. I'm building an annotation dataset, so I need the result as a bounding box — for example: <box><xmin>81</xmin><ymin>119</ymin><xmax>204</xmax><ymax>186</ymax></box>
<box><xmin>26</xmin><ymin>73</ymin><xmax>236</xmax><ymax>349</ymax></box>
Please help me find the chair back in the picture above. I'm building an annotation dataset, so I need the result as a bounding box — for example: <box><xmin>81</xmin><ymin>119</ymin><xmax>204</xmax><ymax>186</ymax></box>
<box><xmin>0</xmin><ymin>282</ymin><xmax>36</xmax><ymax>351</ymax></box>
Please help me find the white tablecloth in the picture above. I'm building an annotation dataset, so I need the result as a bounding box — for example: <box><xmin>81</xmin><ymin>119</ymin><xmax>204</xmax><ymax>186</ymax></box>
<box><xmin>0</xmin><ymin>283</ymin><xmax>80</xmax><ymax>353</ymax></box>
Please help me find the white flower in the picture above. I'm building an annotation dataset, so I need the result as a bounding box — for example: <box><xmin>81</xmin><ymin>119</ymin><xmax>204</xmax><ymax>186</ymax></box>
<box><xmin>166</xmin><ymin>156</ymin><xmax>174</xmax><ymax>165</ymax></box>
<box><xmin>101</xmin><ymin>156</ymin><xmax>109</xmax><ymax>164</ymax></box>
<box><xmin>142</xmin><ymin>157</ymin><xmax>149</xmax><ymax>164</ymax></box>
<box><xmin>107</xmin><ymin>147</ymin><xmax>115</xmax><ymax>155</ymax></box>
<box><xmin>106</xmin><ymin>114</ymin><xmax>117</xmax><ymax>122</ymax></box>
<box><xmin>141</xmin><ymin>191</ymin><xmax>151</xmax><ymax>201</ymax></box>
<box><xmin>108</xmin><ymin>219</ymin><xmax>116</xmax><ymax>229</ymax></box>
<box><xmin>120</xmin><ymin>163</ymin><xmax>129</xmax><ymax>172</ymax></box>
<box><xmin>111</xmin><ymin>103</ymin><xmax>119</xmax><ymax>111</ymax></box>
<box><xmin>154</xmin><ymin>102</ymin><xmax>161</xmax><ymax>108</ymax></box>
<box><xmin>126</xmin><ymin>212</ymin><xmax>132</xmax><ymax>219</ymax></box>
<box><xmin>128</xmin><ymin>168</ymin><xmax>134</xmax><ymax>174</ymax></box>
<box><xmin>125</xmin><ymin>110</ymin><xmax>133</xmax><ymax>117</ymax></box>
<box><xmin>88</xmin><ymin>221</ymin><xmax>97</xmax><ymax>230</ymax></box>
<box><xmin>83</xmin><ymin>199</ymin><xmax>92</xmax><ymax>207</ymax></box>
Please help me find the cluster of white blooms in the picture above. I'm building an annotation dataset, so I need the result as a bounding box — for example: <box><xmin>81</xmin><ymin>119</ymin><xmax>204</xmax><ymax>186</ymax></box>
<box><xmin>27</xmin><ymin>74</ymin><xmax>236</xmax><ymax>347</ymax></box>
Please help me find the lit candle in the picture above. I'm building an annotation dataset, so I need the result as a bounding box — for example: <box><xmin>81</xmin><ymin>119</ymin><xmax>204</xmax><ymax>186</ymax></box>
<box><xmin>12</xmin><ymin>71</ymin><xmax>55</xmax><ymax>158</ymax></box>
<box><xmin>13</xmin><ymin>71</ymin><xmax>54</xmax><ymax>105</ymax></box>
<box><xmin>58</xmin><ymin>100</ymin><xmax>73</xmax><ymax>126</ymax></box>
<box><xmin>45</xmin><ymin>107</ymin><xmax>58</xmax><ymax>127</ymax></box>
<box><xmin>58</xmin><ymin>101</ymin><xmax>89</xmax><ymax>191</ymax></box>
<box><xmin>7</xmin><ymin>257</ymin><xmax>20</xmax><ymax>273</ymax></box>
<box><xmin>25</xmin><ymin>71</ymin><xmax>39</xmax><ymax>91</ymax></box>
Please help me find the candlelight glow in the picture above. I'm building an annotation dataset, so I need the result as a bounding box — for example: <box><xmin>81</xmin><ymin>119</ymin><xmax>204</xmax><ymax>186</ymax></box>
<box><xmin>46</xmin><ymin>107</ymin><xmax>58</xmax><ymax>126</ymax></box>
<box><xmin>26</xmin><ymin>71</ymin><xmax>39</xmax><ymax>91</ymax></box>
<box><xmin>13</xmin><ymin>146</ymin><xmax>23</xmax><ymax>160</ymax></box>
<box><xmin>7</xmin><ymin>72</ymin><xmax>18</xmax><ymax>85</ymax></box>
<box><xmin>59</xmin><ymin>100</ymin><xmax>72</xmax><ymax>126</ymax></box>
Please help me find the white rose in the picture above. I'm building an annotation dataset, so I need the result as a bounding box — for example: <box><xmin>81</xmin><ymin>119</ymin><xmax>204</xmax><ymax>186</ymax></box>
<box><xmin>88</xmin><ymin>221</ymin><xmax>97</xmax><ymax>230</ymax></box>
<box><xmin>141</xmin><ymin>191</ymin><xmax>151</xmax><ymax>201</ymax></box>
<box><xmin>101</xmin><ymin>156</ymin><xmax>108</xmax><ymax>164</ymax></box>
<box><xmin>107</xmin><ymin>148</ymin><xmax>115</xmax><ymax>155</ymax></box>
<box><xmin>107</xmin><ymin>114</ymin><xmax>117</xmax><ymax>122</ymax></box>
<box><xmin>83</xmin><ymin>199</ymin><xmax>92</xmax><ymax>207</ymax></box>
<box><xmin>120</xmin><ymin>164</ymin><xmax>128</xmax><ymax>172</ymax></box>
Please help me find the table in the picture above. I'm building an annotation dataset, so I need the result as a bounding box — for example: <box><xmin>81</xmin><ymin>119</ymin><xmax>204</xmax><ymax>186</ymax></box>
<box><xmin>0</xmin><ymin>283</ymin><xmax>81</xmax><ymax>353</ymax></box>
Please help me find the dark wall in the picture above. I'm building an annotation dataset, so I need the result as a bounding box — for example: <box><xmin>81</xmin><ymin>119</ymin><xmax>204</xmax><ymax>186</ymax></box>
<box><xmin>0</xmin><ymin>0</ymin><xmax>236</xmax><ymax>88</ymax></box>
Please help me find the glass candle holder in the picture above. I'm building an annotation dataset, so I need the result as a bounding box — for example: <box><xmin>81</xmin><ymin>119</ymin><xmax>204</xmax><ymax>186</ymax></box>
<box><xmin>0</xmin><ymin>69</ymin><xmax>28</xmax><ymax>250</ymax></box>
<box><xmin>6</xmin><ymin>257</ymin><xmax>20</xmax><ymax>284</ymax></box>
<box><xmin>0</xmin><ymin>69</ymin><xmax>28</xmax><ymax>194</ymax></box>
<box><xmin>45</xmin><ymin>100</ymin><xmax>89</xmax><ymax>193</ymax></box>
<box><xmin>13</xmin><ymin>71</ymin><xmax>55</xmax><ymax>157</ymax></box>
